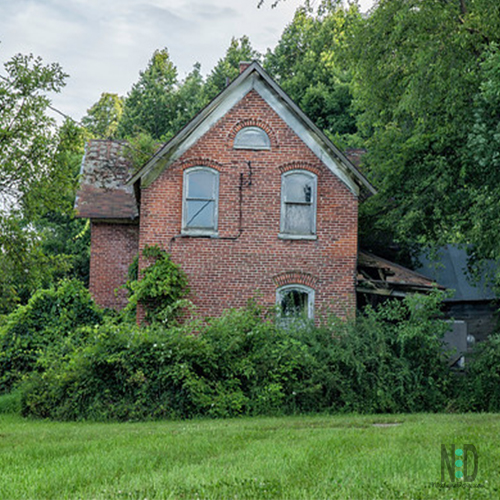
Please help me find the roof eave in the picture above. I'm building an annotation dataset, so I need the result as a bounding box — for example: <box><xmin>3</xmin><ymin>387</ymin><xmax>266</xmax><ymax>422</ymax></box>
<box><xmin>127</xmin><ymin>61</ymin><xmax>377</xmax><ymax>196</ymax></box>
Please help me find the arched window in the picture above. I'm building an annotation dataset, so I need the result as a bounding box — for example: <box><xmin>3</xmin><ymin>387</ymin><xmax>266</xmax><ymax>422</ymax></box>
<box><xmin>182</xmin><ymin>167</ymin><xmax>219</xmax><ymax>234</ymax></box>
<box><xmin>280</xmin><ymin>170</ymin><xmax>317</xmax><ymax>238</ymax></box>
<box><xmin>276</xmin><ymin>284</ymin><xmax>315</xmax><ymax>320</ymax></box>
<box><xmin>234</xmin><ymin>126</ymin><xmax>271</xmax><ymax>150</ymax></box>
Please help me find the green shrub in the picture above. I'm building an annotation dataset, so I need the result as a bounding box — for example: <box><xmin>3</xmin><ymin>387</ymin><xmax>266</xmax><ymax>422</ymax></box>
<box><xmin>0</xmin><ymin>390</ymin><xmax>22</xmax><ymax>414</ymax></box>
<box><xmin>19</xmin><ymin>293</ymin><xmax>453</xmax><ymax>421</ymax></box>
<box><xmin>325</xmin><ymin>292</ymin><xmax>452</xmax><ymax>413</ymax></box>
<box><xmin>126</xmin><ymin>246</ymin><xmax>190</xmax><ymax>324</ymax></box>
<box><xmin>456</xmin><ymin>333</ymin><xmax>500</xmax><ymax>411</ymax></box>
<box><xmin>0</xmin><ymin>279</ymin><xmax>102</xmax><ymax>392</ymax></box>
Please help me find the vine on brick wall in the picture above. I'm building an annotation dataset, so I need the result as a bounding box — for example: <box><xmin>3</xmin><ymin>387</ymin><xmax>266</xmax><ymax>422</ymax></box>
<box><xmin>126</xmin><ymin>246</ymin><xmax>190</xmax><ymax>324</ymax></box>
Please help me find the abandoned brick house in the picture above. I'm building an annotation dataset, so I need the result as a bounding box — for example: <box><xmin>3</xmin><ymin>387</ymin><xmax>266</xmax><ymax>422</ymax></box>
<box><xmin>76</xmin><ymin>61</ymin><xmax>437</xmax><ymax>321</ymax></box>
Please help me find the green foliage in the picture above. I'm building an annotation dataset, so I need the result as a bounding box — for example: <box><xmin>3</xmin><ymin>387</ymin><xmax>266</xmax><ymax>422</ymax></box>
<box><xmin>0</xmin><ymin>52</ymin><xmax>68</xmax><ymax>218</ymax></box>
<box><xmin>347</xmin><ymin>0</ymin><xmax>500</xmax><ymax>265</ymax></box>
<box><xmin>82</xmin><ymin>92</ymin><xmax>124</xmax><ymax>139</ymax></box>
<box><xmin>331</xmin><ymin>292</ymin><xmax>452</xmax><ymax>413</ymax></box>
<box><xmin>204</xmin><ymin>36</ymin><xmax>261</xmax><ymax>101</ymax></box>
<box><xmin>20</xmin><ymin>293</ymin><xmax>453</xmax><ymax>421</ymax></box>
<box><xmin>123</xmin><ymin>131</ymin><xmax>161</xmax><ymax>171</ymax></box>
<box><xmin>0</xmin><ymin>54</ymin><xmax>83</xmax><ymax>313</ymax></box>
<box><xmin>0</xmin><ymin>279</ymin><xmax>102</xmax><ymax>392</ymax></box>
<box><xmin>117</xmin><ymin>49</ymin><xmax>179</xmax><ymax>141</ymax></box>
<box><xmin>0</xmin><ymin>390</ymin><xmax>21</xmax><ymax>414</ymax></box>
<box><xmin>126</xmin><ymin>246</ymin><xmax>190</xmax><ymax>324</ymax></box>
<box><xmin>264</xmin><ymin>4</ymin><xmax>361</xmax><ymax>139</ymax></box>
<box><xmin>0</xmin><ymin>114</ymin><xmax>90</xmax><ymax>314</ymax></box>
<box><xmin>456</xmin><ymin>333</ymin><xmax>500</xmax><ymax>412</ymax></box>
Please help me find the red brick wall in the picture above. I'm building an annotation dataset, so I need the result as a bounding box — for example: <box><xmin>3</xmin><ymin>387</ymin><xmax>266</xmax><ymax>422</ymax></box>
<box><xmin>138</xmin><ymin>90</ymin><xmax>358</xmax><ymax>319</ymax></box>
<box><xmin>89</xmin><ymin>222</ymin><xmax>139</xmax><ymax>310</ymax></box>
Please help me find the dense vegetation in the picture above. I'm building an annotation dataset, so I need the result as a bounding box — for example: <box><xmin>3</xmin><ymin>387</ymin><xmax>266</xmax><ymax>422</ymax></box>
<box><xmin>0</xmin><ymin>280</ymin><xmax>456</xmax><ymax>420</ymax></box>
<box><xmin>0</xmin><ymin>255</ymin><xmax>495</xmax><ymax>421</ymax></box>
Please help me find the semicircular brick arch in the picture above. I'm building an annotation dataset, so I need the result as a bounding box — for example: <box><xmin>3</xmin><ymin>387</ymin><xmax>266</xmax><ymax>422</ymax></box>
<box><xmin>228</xmin><ymin>119</ymin><xmax>278</xmax><ymax>149</ymax></box>
<box><xmin>272</xmin><ymin>270</ymin><xmax>319</xmax><ymax>289</ymax></box>
<box><xmin>278</xmin><ymin>161</ymin><xmax>322</xmax><ymax>177</ymax></box>
<box><xmin>178</xmin><ymin>157</ymin><xmax>224</xmax><ymax>172</ymax></box>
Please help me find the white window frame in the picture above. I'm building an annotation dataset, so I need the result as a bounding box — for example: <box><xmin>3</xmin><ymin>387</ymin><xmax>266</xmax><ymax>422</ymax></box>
<box><xmin>276</xmin><ymin>284</ymin><xmax>315</xmax><ymax>320</ymax></box>
<box><xmin>279</xmin><ymin>170</ymin><xmax>317</xmax><ymax>240</ymax></box>
<box><xmin>182</xmin><ymin>166</ymin><xmax>219</xmax><ymax>236</ymax></box>
<box><xmin>233</xmin><ymin>126</ymin><xmax>271</xmax><ymax>150</ymax></box>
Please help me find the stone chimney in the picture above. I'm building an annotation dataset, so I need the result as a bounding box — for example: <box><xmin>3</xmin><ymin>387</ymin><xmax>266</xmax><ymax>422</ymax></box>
<box><xmin>239</xmin><ymin>61</ymin><xmax>252</xmax><ymax>74</ymax></box>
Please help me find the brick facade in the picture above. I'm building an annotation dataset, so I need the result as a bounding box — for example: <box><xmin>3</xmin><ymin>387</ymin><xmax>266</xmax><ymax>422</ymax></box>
<box><xmin>138</xmin><ymin>89</ymin><xmax>358</xmax><ymax>319</ymax></box>
<box><xmin>89</xmin><ymin>222</ymin><xmax>139</xmax><ymax>310</ymax></box>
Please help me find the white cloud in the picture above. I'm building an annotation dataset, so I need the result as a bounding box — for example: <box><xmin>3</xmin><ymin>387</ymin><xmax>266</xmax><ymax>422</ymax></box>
<box><xmin>0</xmin><ymin>0</ymin><xmax>375</xmax><ymax>121</ymax></box>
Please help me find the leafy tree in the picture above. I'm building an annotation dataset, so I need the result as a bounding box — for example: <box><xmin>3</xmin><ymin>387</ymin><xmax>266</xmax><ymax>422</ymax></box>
<box><xmin>117</xmin><ymin>48</ymin><xmax>179</xmax><ymax>141</ymax></box>
<box><xmin>0</xmin><ymin>118</ymin><xmax>91</xmax><ymax>315</ymax></box>
<box><xmin>265</xmin><ymin>3</ymin><xmax>361</xmax><ymax>140</ymax></box>
<box><xmin>82</xmin><ymin>92</ymin><xmax>124</xmax><ymax>139</ymax></box>
<box><xmin>347</xmin><ymin>0</ymin><xmax>500</xmax><ymax>262</ymax></box>
<box><xmin>169</xmin><ymin>63</ymin><xmax>207</xmax><ymax>134</ymax></box>
<box><xmin>0</xmin><ymin>53</ymin><xmax>87</xmax><ymax>313</ymax></box>
<box><xmin>203</xmin><ymin>36</ymin><xmax>261</xmax><ymax>101</ymax></box>
<box><xmin>0</xmin><ymin>52</ymin><xmax>68</xmax><ymax>218</ymax></box>
<box><xmin>459</xmin><ymin>45</ymin><xmax>500</xmax><ymax>278</ymax></box>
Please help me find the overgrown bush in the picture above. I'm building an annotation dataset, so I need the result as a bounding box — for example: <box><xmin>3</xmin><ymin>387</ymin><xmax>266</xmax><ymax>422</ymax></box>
<box><xmin>125</xmin><ymin>246</ymin><xmax>190</xmax><ymax>324</ymax></box>
<box><xmin>19</xmin><ymin>293</ymin><xmax>454</xmax><ymax>421</ymax></box>
<box><xmin>327</xmin><ymin>292</ymin><xmax>452</xmax><ymax>413</ymax></box>
<box><xmin>0</xmin><ymin>279</ymin><xmax>102</xmax><ymax>392</ymax></box>
<box><xmin>455</xmin><ymin>333</ymin><xmax>500</xmax><ymax>411</ymax></box>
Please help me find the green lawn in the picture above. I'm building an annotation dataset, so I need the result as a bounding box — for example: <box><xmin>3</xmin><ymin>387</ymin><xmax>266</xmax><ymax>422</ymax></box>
<box><xmin>0</xmin><ymin>412</ymin><xmax>498</xmax><ymax>499</ymax></box>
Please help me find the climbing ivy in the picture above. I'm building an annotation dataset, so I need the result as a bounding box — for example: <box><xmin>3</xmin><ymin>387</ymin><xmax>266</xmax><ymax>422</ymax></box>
<box><xmin>126</xmin><ymin>246</ymin><xmax>190</xmax><ymax>324</ymax></box>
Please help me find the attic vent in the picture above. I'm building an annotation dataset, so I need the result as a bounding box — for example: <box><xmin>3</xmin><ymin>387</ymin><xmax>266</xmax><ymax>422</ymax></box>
<box><xmin>233</xmin><ymin>126</ymin><xmax>271</xmax><ymax>150</ymax></box>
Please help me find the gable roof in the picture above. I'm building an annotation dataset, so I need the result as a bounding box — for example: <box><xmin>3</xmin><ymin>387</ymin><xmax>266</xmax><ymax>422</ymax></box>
<box><xmin>128</xmin><ymin>61</ymin><xmax>376</xmax><ymax>197</ymax></box>
<box><xmin>75</xmin><ymin>140</ymin><xmax>139</xmax><ymax>221</ymax></box>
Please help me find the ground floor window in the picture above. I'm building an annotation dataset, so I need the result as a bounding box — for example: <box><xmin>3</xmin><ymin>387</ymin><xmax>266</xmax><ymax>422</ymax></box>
<box><xmin>276</xmin><ymin>284</ymin><xmax>315</xmax><ymax>320</ymax></box>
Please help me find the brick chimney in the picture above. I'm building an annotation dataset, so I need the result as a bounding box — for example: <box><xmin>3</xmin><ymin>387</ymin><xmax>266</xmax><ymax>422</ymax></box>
<box><xmin>239</xmin><ymin>61</ymin><xmax>252</xmax><ymax>74</ymax></box>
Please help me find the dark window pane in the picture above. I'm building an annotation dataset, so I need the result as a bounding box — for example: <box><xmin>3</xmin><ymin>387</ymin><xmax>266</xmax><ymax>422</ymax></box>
<box><xmin>281</xmin><ymin>290</ymin><xmax>308</xmax><ymax>317</ymax></box>
<box><xmin>187</xmin><ymin>170</ymin><xmax>215</xmax><ymax>199</ymax></box>
<box><xmin>186</xmin><ymin>200</ymin><xmax>214</xmax><ymax>228</ymax></box>
<box><xmin>284</xmin><ymin>204</ymin><xmax>312</xmax><ymax>234</ymax></box>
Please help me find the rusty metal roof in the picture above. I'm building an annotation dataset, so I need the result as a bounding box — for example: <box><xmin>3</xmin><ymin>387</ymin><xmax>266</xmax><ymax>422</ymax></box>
<box><xmin>357</xmin><ymin>250</ymin><xmax>444</xmax><ymax>296</ymax></box>
<box><xmin>75</xmin><ymin>140</ymin><xmax>139</xmax><ymax>221</ymax></box>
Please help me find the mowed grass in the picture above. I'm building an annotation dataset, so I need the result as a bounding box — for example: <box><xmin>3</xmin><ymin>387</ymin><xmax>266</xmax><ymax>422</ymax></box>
<box><xmin>0</xmin><ymin>412</ymin><xmax>498</xmax><ymax>499</ymax></box>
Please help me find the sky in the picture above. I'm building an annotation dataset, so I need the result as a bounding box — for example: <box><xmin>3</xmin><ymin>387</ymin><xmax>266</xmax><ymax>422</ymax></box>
<box><xmin>0</xmin><ymin>0</ymin><xmax>374</xmax><ymax>122</ymax></box>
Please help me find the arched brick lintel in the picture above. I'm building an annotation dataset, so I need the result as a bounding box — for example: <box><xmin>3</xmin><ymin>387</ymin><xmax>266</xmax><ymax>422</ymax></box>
<box><xmin>272</xmin><ymin>271</ymin><xmax>319</xmax><ymax>289</ymax></box>
<box><xmin>278</xmin><ymin>161</ymin><xmax>322</xmax><ymax>177</ymax></box>
<box><xmin>228</xmin><ymin>119</ymin><xmax>278</xmax><ymax>148</ymax></box>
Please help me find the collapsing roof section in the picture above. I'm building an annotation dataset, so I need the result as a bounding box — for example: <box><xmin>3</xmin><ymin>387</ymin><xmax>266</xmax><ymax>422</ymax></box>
<box><xmin>128</xmin><ymin>61</ymin><xmax>376</xmax><ymax>198</ymax></box>
<box><xmin>357</xmin><ymin>251</ymin><xmax>444</xmax><ymax>297</ymax></box>
<box><xmin>75</xmin><ymin>140</ymin><xmax>139</xmax><ymax>222</ymax></box>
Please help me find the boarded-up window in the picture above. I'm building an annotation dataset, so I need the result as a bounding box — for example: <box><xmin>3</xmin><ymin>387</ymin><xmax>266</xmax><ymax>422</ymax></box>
<box><xmin>280</xmin><ymin>170</ymin><xmax>317</xmax><ymax>237</ymax></box>
<box><xmin>182</xmin><ymin>167</ymin><xmax>219</xmax><ymax>233</ymax></box>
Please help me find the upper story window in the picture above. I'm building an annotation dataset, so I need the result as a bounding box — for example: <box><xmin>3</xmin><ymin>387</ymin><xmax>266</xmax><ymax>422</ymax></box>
<box><xmin>182</xmin><ymin>167</ymin><xmax>219</xmax><ymax>235</ymax></box>
<box><xmin>234</xmin><ymin>126</ymin><xmax>271</xmax><ymax>150</ymax></box>
<box><xmin>280</xmin><ymin>170</ymin><xmax>317</xmax><ymax>239</ymax></box>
